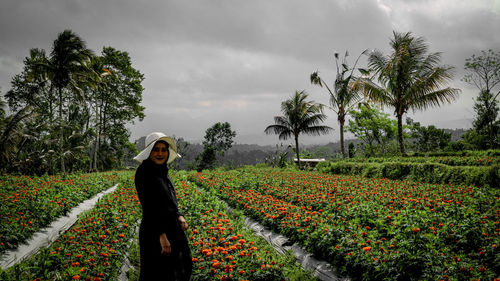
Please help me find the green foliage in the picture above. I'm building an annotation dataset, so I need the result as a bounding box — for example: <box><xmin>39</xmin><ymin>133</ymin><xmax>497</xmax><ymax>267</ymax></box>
<box><xmin>460</xmin><ymin>49</ymin><xmax>500</xmax><ymax>150</ymax></box>
<box><xmin>348</xmin><ymin>142</ymin><xmax>355</xmax><ymax>158</ymax></box>
<box><xmin>463</xmin><ymin>49</ymin><xmax>500</xmax><ymax>95</ymax></box>
<box><xmin>338</xmin><ymin>150</ymin><xmax>500</xmax><ymax>164</ymax></box>
<box><xmin>2</xmin><ymin>31</ymin><xmax>145</xmax><ymax>174</ymax></box>
<box><xmin>196</xmin><ymin>122</ymin><xmax>236</xmax><ymax>171</ymax></box>
<box><xmin>202</xmin><ymin>121</ymin><xmax>236</xmax><ymax>156</ymax></box>
<box><xmin>357</xmin><ymin>31</ymin><xmax>460</xmax><ymax>155</ymax></box>
<box><xmin>93</xmin><ymin>47</ymin><xmax>145</xmax><ymax>171</ymax></box>
<box><xmin>310</xmin><ymin>49</ymin><xmax>368</xmax><ymax>157</ymax></box>
<box><xmin>406</xmin><ymin>118</ymin><xmax>451</xmax><ymax>152</ymax></box>
<box><xmin>265</xmin><ymin>144</ymin><xmax>292</xmax><ymax>168</ymax></box>
<box><xmin>318</xmin><ymin>160</ymin><xmax>499</xmax><ymax>188</ymax></box>
<box><xmin>462</xmin><ymin>90</ymin><xmax>500</xmax><ymax>149</ymax></box>
<box><xmin>196</xmin><ymin>145</ymin><xmax>217</xmax><ymax>171</ymax></box>
<box><xmin>347</xmin><ymin>104</ymin><xmax>398</xmax><ymax>156</ymax></box>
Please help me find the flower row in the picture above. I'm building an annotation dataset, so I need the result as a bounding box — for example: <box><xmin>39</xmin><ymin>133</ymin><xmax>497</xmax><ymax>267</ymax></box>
<box><xmin>0</xmin><ymin>171</ymin><xmax>140</xmax><ymax>280</ymax></box>
<box><xmin>190</xmin><ymin>167</ymin><xmax>499</xmax><ymax>281</ymax></box>
<box><xmin>0</xmin><ymin>172</ymin><xmax>122</xmax><ymax>255</ymax></box>
<box><xmin>2</xmin><ymin>171</ymin><xmax>315</xmax><ymax>281</ymax></box>
<box><xmin>127</xmin><ymin>172</ymin><xmax>314</xmax><ymax>281</ymax></box>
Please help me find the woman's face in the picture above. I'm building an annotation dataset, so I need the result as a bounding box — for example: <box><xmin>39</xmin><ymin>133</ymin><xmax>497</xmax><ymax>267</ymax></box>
<box><xmin>149</xmin><ymin>142</ymin><xmax>169</xmax><ymax>165</ymax></box>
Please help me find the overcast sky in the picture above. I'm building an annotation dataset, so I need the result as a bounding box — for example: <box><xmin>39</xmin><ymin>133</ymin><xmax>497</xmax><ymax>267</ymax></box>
<box><xmin>1</xmin><ymin>0</ymin><xmax>499</xmax><ymax>145</ymax></box>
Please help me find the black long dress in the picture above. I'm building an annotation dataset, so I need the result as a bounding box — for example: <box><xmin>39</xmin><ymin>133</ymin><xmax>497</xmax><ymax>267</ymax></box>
<box><xmin>134</xmin><ymin>158</ymin><xmax>192</xmax><ymax>281</ymax></box>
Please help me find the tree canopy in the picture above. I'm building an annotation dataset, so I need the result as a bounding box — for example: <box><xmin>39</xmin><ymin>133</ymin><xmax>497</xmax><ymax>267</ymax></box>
<box><xmin>347</xmin><ymin>104</ymin><xmax>398</xmax><ymax>156</ymax></box>
<box><xmin>196</xmin><ymin>122</ymin><xmax>236</xmax><ymax>171</ymax></box>
<box><xmin>461</xmin><ymin>50</ymin><xmax>500</xmax><ymax>149</ymax></box>
<box><xmin>2</xmin><ymin>30</ymin><xmax>145</xmax><ymax>174</ymax></box>
<box><xmin>355</xmin><ymin>31</ymin><xmax>460</xmax><ymax>155</ymax></box>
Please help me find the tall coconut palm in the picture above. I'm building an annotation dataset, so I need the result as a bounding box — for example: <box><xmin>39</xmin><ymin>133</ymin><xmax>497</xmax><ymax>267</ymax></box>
<box><xmin>355</xmin><ymin>31</ymin><xmax>460</xmax><ymax>155</ymax></box>
<box><xmin>87</xmin><ymin>55</ymin><xmax>112</xmax><ymax>172</ymax></box>
<box><xmin>0</xmin><ymin>95</ymin><xmax>34</xmax><ymax>172</ymax></box>
<box><xmin>265</xmin><ymin>90</ymin><xmax>332</xmax><ymax>168</ymax></box>
<box><xmin>311</xmin><ymin>50</ymin><xmax>369</xmax><ymax>158</ymax></box>
<box><xmin>29</xmin><ymin>30</ymin><xmax>94</xmax><ymax>173</ymax></box>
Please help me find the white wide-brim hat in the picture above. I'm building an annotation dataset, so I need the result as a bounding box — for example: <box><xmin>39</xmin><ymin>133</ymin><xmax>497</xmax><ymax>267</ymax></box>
<box><xmin>133</xmin><ymin>132</ymin><xmax>181</xmax><ymax>164</ymax></box>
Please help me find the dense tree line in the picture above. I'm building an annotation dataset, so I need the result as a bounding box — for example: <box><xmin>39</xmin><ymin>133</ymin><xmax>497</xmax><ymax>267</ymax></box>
<box><xmin>0</xmin><ymin>30</ymin><xmax>144</xmax><ymax>174</ymax></box>
<box><xmin>304</xmin><ymin>31</ymin><xmax>498</xmax><ymax>158</ymax></box>
<box><xmin>460</xmin><ymin>50</ymin><xmax>500</xmax><ymax>150</ymax></box>
<box><xmin>1</xmin><ymin>29</ymin><xmax>497</xmax><ymax>174</ymax></box>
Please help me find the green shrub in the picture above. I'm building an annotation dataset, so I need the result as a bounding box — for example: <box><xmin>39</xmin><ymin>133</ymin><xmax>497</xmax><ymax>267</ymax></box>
<box><xmin>317</xmin><ymin>161</ymin><xmax>499</xmax><ymax>188</ymax></box>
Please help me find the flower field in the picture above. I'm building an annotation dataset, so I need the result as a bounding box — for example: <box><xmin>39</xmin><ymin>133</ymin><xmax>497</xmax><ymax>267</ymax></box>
<box><xmin>0</xmin><ymin>171</ymin><xmax>140</xmax><ymax>280</ymax></box>
<box><xmin>190</xmin><ymin>167</ymin><xmax>499</xmax><ymax>280</ymax></box>
<box><xmin>128</xmin><ymin>172</ymin><xmax>315</xmax><ymax>281</ymax></box>
<box><xmin>0</xmin><ymin>171</ymin><xmax>315</xmax><ymax>280</ymax></box>
<box><xmin>0</xmin><ymin>172</ymin><xmax>121</xmax><ymax>255</ymax></box>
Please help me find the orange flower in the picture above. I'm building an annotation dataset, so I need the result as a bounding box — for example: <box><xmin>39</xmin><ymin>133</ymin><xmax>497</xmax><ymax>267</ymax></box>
<box><xmin>412</xmin><ymin>227</ymin><xmax>420</xmax><ymax>233</ymax></box>
<box><xmin>363</xmin><ymin>246</ymin><xmax>372</xmax><ymax>252</ymax></box>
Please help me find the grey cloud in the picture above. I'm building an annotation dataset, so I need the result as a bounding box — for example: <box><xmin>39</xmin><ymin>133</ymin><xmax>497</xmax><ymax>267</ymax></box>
<box><xmin>1</xmin><ymin>0</ymin><xmax>498</xmax><ymax>145</ymax></box>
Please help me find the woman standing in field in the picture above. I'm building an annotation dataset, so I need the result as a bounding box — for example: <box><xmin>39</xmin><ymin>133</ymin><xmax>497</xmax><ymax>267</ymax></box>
<box><xmin>134</xmin><ymin>132</ymin><xmax>192</xmax><ymax>281</ymax></box>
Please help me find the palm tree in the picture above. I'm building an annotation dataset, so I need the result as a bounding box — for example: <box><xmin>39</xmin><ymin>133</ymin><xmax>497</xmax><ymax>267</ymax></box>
<box><xmin>29</xmin><ymin>30</ymin><xmax>94</xmax><ymax>173</ymax></box>
<box><xmin>0</xmin><ymin>95</ymin><xmax>34</xmax><ymax>172</ymax></box>
<box><xmin>88</xmin><ymin>55</ymin><xmax>112</xmax><ymax>172</ymax></box>
<box><xmin>355</xmin><ymin>31</ymin><xmax>460</xmax><ymax>155</ymax></box>
<box><xmin>311</xmin><ymin>50</ymin><xmax>369</xmax><ymax>158</ymax></box>
<box><xmin>265</xmin><ymin>90</ymin><xmax>332</xmax><ymax>168</ymax></box>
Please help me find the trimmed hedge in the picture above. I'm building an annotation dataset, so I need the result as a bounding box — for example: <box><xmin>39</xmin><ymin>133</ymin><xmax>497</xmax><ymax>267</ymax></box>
<box><xmin>316</xmin><ymin>161</ymin><xmax>499</xmax><ymax>188</ymax></box>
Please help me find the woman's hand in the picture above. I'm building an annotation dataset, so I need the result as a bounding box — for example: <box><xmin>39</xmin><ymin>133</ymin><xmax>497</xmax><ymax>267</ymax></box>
<box><xmin>178</xmin><ymin>215</ymin><xmax>188</xmax><ymax>231</ymax></box>
<box><xmin>159</xmin><ymin>233</ymin><xmax>171</xmax><ymax>255</ymax></box>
